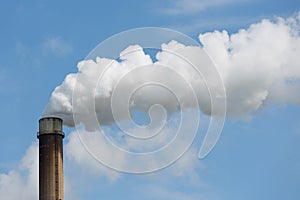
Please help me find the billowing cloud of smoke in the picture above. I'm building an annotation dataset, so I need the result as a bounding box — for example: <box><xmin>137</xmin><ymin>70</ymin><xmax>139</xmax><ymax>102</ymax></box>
<box><xmin>200</xmin><ymin>13</ymin><xmax>300</xmax><ymax>118</ymax></box>
<box><xmin>43</xmin><ymin>12</ymin><xmax>300</xmax><ymax>127</ymax></box>
<box><xmin>43</xmin><ymin>40</ymin><xmax>221</xmax><ymax>129</ymax></box>
<box><xmin>41</xmin><ymin>12</ymin><xmax>300</xmax><ymax>177</ymax></box>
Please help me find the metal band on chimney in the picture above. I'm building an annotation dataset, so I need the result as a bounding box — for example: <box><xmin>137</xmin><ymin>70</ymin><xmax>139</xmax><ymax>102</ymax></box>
<box><xmin>38</xmin><ymin>117</ymin><xmax>64</xmax><ymax>138</ymax></box>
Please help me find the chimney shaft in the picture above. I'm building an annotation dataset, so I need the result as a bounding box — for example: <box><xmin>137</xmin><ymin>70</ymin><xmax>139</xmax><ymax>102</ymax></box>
<box><xmin>38</xmin><ymin>117</ymin><xmax>64</xmax><ymax>200</ymax></box>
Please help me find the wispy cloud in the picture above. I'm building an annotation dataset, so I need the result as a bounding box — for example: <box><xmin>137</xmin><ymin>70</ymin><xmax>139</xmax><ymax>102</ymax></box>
<box><xmin>0</xmin><ymin>69</ymin><xmax>6</xmax><ymax>87</ymax></box>
<box><xmin>65</xmin><ymin>123</ymin><xmax>202</xmax><ymax>182</ymax></box>
<box><xmin>0</xmin><ymin>143</ymin><xmax>80</xmax><ymax>200</ymax></box>
<box><xmin>0</xmin><ymin>144</ymin><xmax>38</xmax><ymax>199</ymax></box>
<box><xmin>169</xmin><ymin>14</ymin><xmax>272</xmax><ymax>34</ymax></box>
<box><xmin>43</xmin><ymin>36</ymin><xmax>73</xmax><ymax>56</ymax></box>
<box><xmin>161</xmin><ymin>0</ymin><xmax>252</xmax><ymax>15</ymax></box>
<box><xmin>134</xmin><ymin>184</ymin><xmax>205</xmax><ymax>200</ymax></box>
<box><xmin>14</xmin><ymin>36</ymin><xmax>73</xmax><ymax>70</ymax></box>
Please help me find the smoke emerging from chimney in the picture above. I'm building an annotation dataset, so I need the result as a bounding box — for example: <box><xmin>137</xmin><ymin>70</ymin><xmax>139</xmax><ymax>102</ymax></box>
<box><xmin>43</xmin><ymin>12</ymin><xmax>300</xmax><ymax>125</ymax></box>
<box><xmin>42</xmin><ymin>13</ymin><xmax>300</xmax><ymax>173</ymax></box>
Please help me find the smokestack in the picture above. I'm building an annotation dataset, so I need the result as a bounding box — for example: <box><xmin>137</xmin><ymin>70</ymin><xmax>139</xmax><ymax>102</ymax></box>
<box><xmin>38</xmin><ymin>117</ymin><xmax>64</xmax><ymax>200</ymax></box>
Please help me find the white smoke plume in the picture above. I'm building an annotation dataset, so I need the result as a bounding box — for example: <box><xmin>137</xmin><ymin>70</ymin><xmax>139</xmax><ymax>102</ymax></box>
<box><xmin>200</xmin><ymin>13</ymin><xmax>300</xmax><ymax>118</ymax></box>
<box><xmin>42</xmin><ymin>12</ymin><xmax>300</xmax><ymax>175</ymax></box>
<box><xmin>43</xmin><ymin>12</ymin><xmax>300</xmax><ymax>127</ymax></box>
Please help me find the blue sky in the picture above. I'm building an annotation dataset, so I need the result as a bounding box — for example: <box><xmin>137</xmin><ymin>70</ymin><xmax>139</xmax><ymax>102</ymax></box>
<box><xmin>1</xmin><ymin>0</ymin><xmax>300</xmax><ymax>199</ymax></box>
